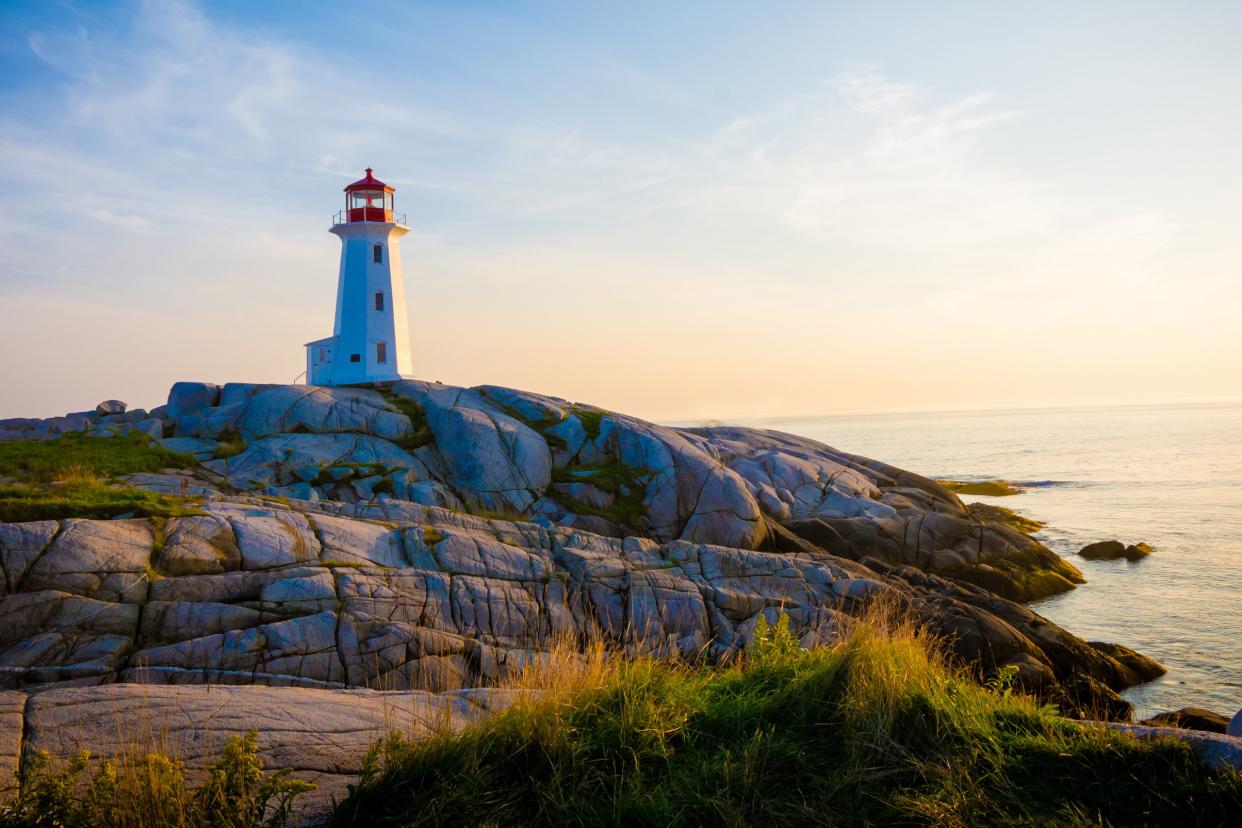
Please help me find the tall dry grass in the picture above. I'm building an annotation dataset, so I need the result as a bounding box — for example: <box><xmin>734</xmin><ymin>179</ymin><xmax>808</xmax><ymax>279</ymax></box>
<box><xmin>333</xmin><ymin>603</ymin><xmax>1242</xmax><ymax>827</ymax></box>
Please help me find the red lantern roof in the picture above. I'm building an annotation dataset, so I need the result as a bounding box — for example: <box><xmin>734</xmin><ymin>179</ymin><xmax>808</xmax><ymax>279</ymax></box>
<box><xmin>344</xmin><ymin>167</ymin><xmax>394</xmax><ymax>193</ymax></box>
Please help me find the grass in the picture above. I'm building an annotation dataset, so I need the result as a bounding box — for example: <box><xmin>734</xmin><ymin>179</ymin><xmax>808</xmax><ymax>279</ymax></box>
<box><xmin>0</xmin><ymin>729</ymin><xmax>314</xmax><ymax>828</ymax></box>
<box><xmin>332</xmin><ymin>610</ymin><xmax>1242</xmax><ymax>827</ymax></box>
<box><xmin>379</xmin><ymin>393</ymin><xmax>434</xmax><ymax>452</ymax></box>
<box><xmin>568</xmin><ymin>407</ymin><xmax>604</xmax><ymax>442</ymax></box>
<box><xmin>0</xmin><ymin>477</ymin><xmax>202</xmax><ymax>523</ymax></box>
<box><xmin>938</xmin><ymin>479</ymin><xmax>1024</xmax><ymax>497</ymax></box>
<box><xmin>212</xmin><ymin>430</ymin><xmax>248</xmax><ymax>460</ymax></box>
<box><xmin>552</xmin><ymin>461</ymin><xmax>651</xmax><ymax>530</ymax></box>
<box><xmin>0</xmin><ymin>433</ymin><xmax>194</xmax><ymax>484</ymax></box>
<box><xmin>463</xmin><ymin>503</ymin><xmax>531</xmax><ymax>523</ymax></box>
<box><xmin>0</xmin><ymin>433</ymin><xmax>198</xmax><ymax>523</ymax></box>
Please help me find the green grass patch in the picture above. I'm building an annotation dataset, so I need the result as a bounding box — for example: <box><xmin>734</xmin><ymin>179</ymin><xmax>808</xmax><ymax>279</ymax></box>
<box><xmin>463</xmin><ymin>503</ymin><xmax>532</xmax><ymax>523</ymax></box>
<box><xmin>568</xmin><ymin>407</ymin><xmax>604</xmax><ymax>441</ymax></box>
<box><xmin>0</xmin><ymin>433</ymin><xmax>194</xmax><ymax>484</ymax></box>
<box><xmin>212</xmin><ymin>430</ymin><xmax>248</xmax><ymax>460</ymax></box>
<box><xmin>0</xmin><ymin>478</ymin><xmax>202</xmax><ymax>523</ymax></box>
<box><xmin>552</xmin><ymin>461</ymin><xmax>651</xmax><ymax>529</ymax></box>
<box><xmin>490</xmin><ymin>402</ymin><xmax>569</xmax><ymax>451</ymax></box>
<box><xmin>379</xmin><ymin>393</ymin><xmax>434</xmax><ymax>452</ymax></box>
<box><xmin>333</xmin><ymin>615</ymin><xmax>1242</xmax><ymax>828</ymax></box>
<box><xmin>939</xmin><ymin>479</ymin><xmax>1024</xmax><ymax>497</ymax></box>
<box><xmin>311</xmin><ymin>463</ymin><xmax>398</xmax><ymax>487</ymax></box>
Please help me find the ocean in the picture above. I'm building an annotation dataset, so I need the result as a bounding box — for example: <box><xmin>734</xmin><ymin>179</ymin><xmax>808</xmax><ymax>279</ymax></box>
<box><xmin>724</xmin><ymin>400</ymin><xmax>1242</xmax><ymax>719</ymax></box>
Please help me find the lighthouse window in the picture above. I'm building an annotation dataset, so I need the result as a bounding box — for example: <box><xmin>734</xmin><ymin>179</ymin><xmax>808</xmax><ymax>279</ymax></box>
<box><xmin>375</xmin><ymin>292</ymin><xmax>384</xmax><ymax>311</ymax></box>
<box><xmin>350</xmin><ymin>354</ymin><xmax>361</xmax><ymax>363</ymax></box>
<box><xmin>376</xmin><ymin>342</ymin><xmax>388</xmax><ymax>364</ymax></box>
<box><xmin>373</xmin><ymin>244</ymin><xmax>383</xmax><ymax>264</ymax></box>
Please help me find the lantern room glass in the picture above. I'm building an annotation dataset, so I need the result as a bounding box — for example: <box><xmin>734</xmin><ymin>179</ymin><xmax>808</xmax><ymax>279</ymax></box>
<box><xmin>349</xmin><ymin>190</ymin><xmax>392</xmax><ymax>211</ymax></box>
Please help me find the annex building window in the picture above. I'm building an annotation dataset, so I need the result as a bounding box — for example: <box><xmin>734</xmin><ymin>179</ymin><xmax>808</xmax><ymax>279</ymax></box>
<box><xmin>376</xmin><ymin>341</ymin><xmax>388</xmax><ymax>364</ymax></box>
<box><xmin>375</xmin><ymin>292</ymin><xmax>384</xmax><ymax>311</ymax></box>
<box><xmin>373</xmin><ymin>244</ymin><xmax>383</xmax><ymax>264</ymax></box>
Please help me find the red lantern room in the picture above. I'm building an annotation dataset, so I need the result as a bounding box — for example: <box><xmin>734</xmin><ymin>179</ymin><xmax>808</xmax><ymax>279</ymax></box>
<box><xmin>343</xmin><ymin>167</ymin><xmax>395</xmax><ymax>223</ymax></box>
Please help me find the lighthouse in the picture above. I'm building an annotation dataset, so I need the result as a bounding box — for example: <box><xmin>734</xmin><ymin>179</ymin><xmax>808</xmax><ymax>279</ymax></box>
<box><xmin>305</xmin><ymin>168</ymin><xmax>414</xmax><ymax>386</ymax></box>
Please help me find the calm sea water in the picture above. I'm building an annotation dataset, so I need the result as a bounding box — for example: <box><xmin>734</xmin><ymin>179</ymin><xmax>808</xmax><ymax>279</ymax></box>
<box><xmin>723</xmin><ymin>401</ymin><xmax>1242</xmax><ymax>719</ymax></box>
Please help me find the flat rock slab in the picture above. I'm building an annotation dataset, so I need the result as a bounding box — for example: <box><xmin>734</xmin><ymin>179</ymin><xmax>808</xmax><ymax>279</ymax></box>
<box><xmin>1103</xmin><ymin>722</ymin><xmax>1242</xmax><ymax>772</ymax></box>
<box><xmin>0</xmin><ymin>692</ymin><xmax>22</xmax><ymax>787</ymax></box>
<box><xmin>11</xmin><ymin>684</ymin><xmax>520</xmax><ymax>826</ymax></box>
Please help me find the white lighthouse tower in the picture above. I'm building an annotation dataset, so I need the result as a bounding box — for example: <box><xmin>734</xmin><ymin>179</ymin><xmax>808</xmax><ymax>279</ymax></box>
<box><xmin>305</xmin><ymin>168</ymin><xmax>414</xmax><ymax>386</ymax></box>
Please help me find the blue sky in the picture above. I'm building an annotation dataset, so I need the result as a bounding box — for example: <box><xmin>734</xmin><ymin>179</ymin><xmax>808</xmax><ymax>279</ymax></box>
<box><xmin>2</xmin><ymin>1</ymin><xmax>1240</xmax><ymax>420</ymax></box>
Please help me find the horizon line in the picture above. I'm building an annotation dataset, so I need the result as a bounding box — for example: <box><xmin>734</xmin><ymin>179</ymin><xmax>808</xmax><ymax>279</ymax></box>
<box><xmin>662</xmin><ymin>393</ymin><xmax>1242</xmax><ymax>427</ymax></box>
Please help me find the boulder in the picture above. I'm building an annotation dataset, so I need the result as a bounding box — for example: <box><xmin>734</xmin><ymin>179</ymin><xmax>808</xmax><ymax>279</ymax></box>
<box><xmin>1079</xmin><ymin>540</ymin><xmax>1153</xmax><ymax>562</ymax></box>
<box><xmin>158</xmin><ymin>437</ymin><xmax>219</xmax><ymax>460</ymax></box>
<box><xmin>311</xmin><ymin>512</ymin><xmax>407</xmax><ymax>567</ymax></box>
<box><xmin>1078</xmin><ymin>540</ymin><xmax>1126</xmax><ymax>560</ymax></box>
<box><xmin>94</xmin><ymin>400</ymin><xmax>126</xmax><ymax>415</ymax></box>
<box><xmin>1089</xmin><ymin>641</ymin><xmax>1166</xmax><ymax>685</ymax></box>
<box><xmin>0</xmin><ymin>520</ymin><xmax>61</xmax><ymax>594</ymax></box>
<box><xmin>223</xmin><ymin>432</ymin><xmax>427</xmax><ymax>493</ymax></box>
<box><xmin>223</xmin><ymin>508</ymin><xmax>321</xmax><ymax>571</ymax></box>
<box><xmin>134</xmin><ymin>417</ymin><xmax>165</xmax><ymax>439</ymax></box>
<box><xmin>156</xmin><ymin>515</ymin><xmax>241</xmax><ymax>576</ymax></box>
<box><xmin>22</xmin><ymin>519</ymin><xmax>154</xmax><ymax>604</ymax></box>
<box><xmin>220</xmin><ymin>382</ymin><xmax>276</xmax><ymax>408</ymax></box>
<box><xmin>238</xmin><ymin>385</ymin><xmax>411</xmax><ymax>442</ymax></box>
<box><xmin>1143</xmin><ymin>707</ymin><xmax>1231</xmax><ymax>734</ymax></box>
<box><xmin>394</xmin><ymin>381</ymin><xmax>551</xmax><ymax>514</ymax></box>
<box><xmin>166</xmin><ymin>382</ymin><xmax>221</xmax><ymax>418</ymax></box>
<box><xmin>1231</xmin><ymin>709</ymin><xmax>1242</xmax><ymax>739</ymax></box>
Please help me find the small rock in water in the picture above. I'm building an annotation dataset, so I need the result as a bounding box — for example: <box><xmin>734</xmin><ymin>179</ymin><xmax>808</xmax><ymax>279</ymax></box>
<box><xmin>1143</xmin><ymin>707</ymin><xmax>1230</xmax><ymax>734</ymax></box>
<box><xmin>95</xmin><ymin>399</ymin><xmax>127</xmax><ymax>415</ymax></box>
<box><xmin>1079</xmin><ymin>540</ymin><xmax>1154</xmax><ymax>561</ymax></box>
<box><xmin>1079</xmin><ymin>540</ymin><xmax>1126</xmax><ymax>560</ymax></box>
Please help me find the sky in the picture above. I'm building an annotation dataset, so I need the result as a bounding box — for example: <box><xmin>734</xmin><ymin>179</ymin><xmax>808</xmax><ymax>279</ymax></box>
<box><xmin>1</xmin><ymin>0</ymin><xmax>1240</xmax><ymax>422</ymax></box>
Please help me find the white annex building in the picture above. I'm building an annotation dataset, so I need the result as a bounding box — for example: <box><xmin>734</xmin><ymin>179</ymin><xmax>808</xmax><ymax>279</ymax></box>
<box><xmin>306</xmin><ymin>168</ymin><xmax>415</xmax><ymax>386</ymax></box>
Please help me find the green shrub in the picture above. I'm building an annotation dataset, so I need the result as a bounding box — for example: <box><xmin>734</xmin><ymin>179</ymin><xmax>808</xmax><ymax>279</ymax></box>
<box><xmin>333</xmin><ymin>614</ymin><xmax>1242</xmax><ymax>827</ymax></box>
<box><xmin>0</xmin><ymin>729</ymin><xmax>314</xmax><ymax>828</ymax></box>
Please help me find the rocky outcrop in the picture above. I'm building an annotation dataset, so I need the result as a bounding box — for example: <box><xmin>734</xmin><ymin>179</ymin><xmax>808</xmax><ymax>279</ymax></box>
<box><xmin>0</xmin><ymin>495</ymin><xmax>1149</xmax><ymax>719</ymax></box>
<box><xmin>47</xmin><ymin>380</ymin><xmax>1078</xmax><ymax>603</ymax></box>
<box><xmin>0</xmin><ymin>380</ymin><xmax>1157</xmax><ymax>720</ymax></box>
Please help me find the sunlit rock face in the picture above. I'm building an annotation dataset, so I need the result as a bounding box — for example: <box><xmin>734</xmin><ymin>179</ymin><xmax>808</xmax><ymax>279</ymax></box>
<box><xmin>0</xmin><ymin>380</ymin><xmax>1136</xmax><ymax>718</ymax></box>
